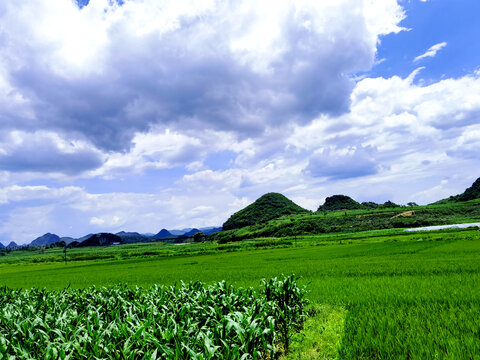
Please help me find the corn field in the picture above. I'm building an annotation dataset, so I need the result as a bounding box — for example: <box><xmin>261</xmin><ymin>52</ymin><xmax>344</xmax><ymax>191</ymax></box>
<box><xmin>0</xmin><ymin>275</ymin><xmax>307</xmax><ymax>359</ymax></box>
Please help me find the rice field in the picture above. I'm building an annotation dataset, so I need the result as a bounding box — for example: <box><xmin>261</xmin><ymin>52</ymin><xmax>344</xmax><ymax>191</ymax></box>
<box><xmin>0</xmin><ymin>228</ymin><xmax>479</xmax><ymax>359</ymax></box>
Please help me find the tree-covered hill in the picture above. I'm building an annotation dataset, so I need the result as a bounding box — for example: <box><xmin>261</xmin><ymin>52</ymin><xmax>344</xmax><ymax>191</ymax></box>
<box><xmin>317</xmin><ymin>195</ymin><xmax>365</xmax><ymax>211</ymax></box>
<box><xmin>458</xmin><ymin>177</ymin><xmax>480</xmax><ymax>201</ymax></box>
<box><xmin>222</xmin><ymin>193</ymin><xmax>309</xmax><ymax>230</ymax></box>
<box><xmin>211</xmin><ymin>199</ymin><xmax>480</xmax><ymax>243</ymax></box>
<box><xmin>434</xmin><ymin>177</ymin><xmax>480</xmax><ymax>204</ymax></box>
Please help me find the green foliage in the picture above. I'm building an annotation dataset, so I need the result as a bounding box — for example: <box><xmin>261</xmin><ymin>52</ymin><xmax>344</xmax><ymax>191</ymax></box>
<box><xmin>339</xmin><ymin>302</ymin><xmax>480</xmax><ymax>359</ymax></box>
<box><xmin>361</xmin><ymin>201</ymin><xmax>379</xmax><ymax>209</ymax></box>
<box><xmin>212</xmin><ymin>199</ymin><xmax>480</xmax><ymax>242</ymax></box>
<box><xmin>458</xmin><ymin>177</ymin><xmax>480</xmax><ymax>201</ymax></box>
<box><xmin>222</xmin><ymin>193</ymin><xmax>309</xmax><ymax>230</ymax></box>
<box><xmin>316</xmin><ymin>195</ymin><xmax>401</xmax><ymax>212</ymax></box>
<box><xmin>434</xmin><ymin>176</ymin><xmax>480</xmax><ymax>204</ymax></box>
<box><xmin>193</xmin><ymin>232</ymin><xmax>207</xmax><ymax>243</ymax></box>
<box><xmin>1</xmin><ymin>229</ymin><xmax>480</xmax><ymax>358</ymax></box>
<box><xmin>263</xmin><ymin>275</ymin><xmax>308</xmax><ymax>353</ymax></box>
<box><xmin>317</xmin><ymin>195</ymin><xmax>365</xmax><ymax>212</ymax></box>
<box><xmin>284</xmin><ymin>304</ymin><xmax>347</xmax><ymax>360</ymax></box>
<box><xmin>0</xmin><ymin>276</ymin><xmax>307</xmax><ymax>359</ymax></box>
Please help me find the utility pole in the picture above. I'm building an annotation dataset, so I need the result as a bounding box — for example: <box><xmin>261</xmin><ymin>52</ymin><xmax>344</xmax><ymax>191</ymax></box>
<box><xmin>63</xmin><ymin>245</ymin><xmax>67</xmax><ymax>265</ymax></box>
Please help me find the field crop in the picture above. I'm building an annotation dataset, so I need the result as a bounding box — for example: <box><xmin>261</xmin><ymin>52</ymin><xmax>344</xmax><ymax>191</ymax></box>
<box><xmin>1</xmin><ymin>228</ymin><xmax>479</xmax><ymax>358</ymax></box>
<box><xmin>0</xmin><ymin>275</ymin><xmax>307</xmax><ymax>359</ymax></box>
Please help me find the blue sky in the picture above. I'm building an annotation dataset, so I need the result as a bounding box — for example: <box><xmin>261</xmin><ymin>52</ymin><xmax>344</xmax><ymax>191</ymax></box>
<box><xmin>0</xmin><ymin>0</ymin><xmax>479</xmax><ymax>244</ymax></box>
<box><xmin>369</xmin><ymin>0</ymin><xmax>480</xmax><ymax>80</ymax></box>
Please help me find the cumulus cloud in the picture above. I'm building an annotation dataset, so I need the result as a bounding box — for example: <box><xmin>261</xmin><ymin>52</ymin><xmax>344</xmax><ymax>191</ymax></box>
<box><xmin>3</xmin><ymin>0</ymin><xmax>480</xmax><ymax>242</ymax></box>
<box><xmin>93</xmin><ymin>128</ymin><xmax>251</xmax><ymax>177</ymax></box>
<box><xmin>0</xmin><ymin>184</ymin><xmax>83</xmax><ymax>205</ymax></box>
<box><xmin>413</xmin><ymin>42</ymin><xmax>447</xmax><ymax>62</ymax></box>
<box><xmin>281</xmin><ymin>69</ymin><xmax>480</xmax><ymax>203</ymax></box>
<box><xmin>0</xmin><ymin>131</ymin><xmax>104</xmax><ymax>175</ymax></box>
<box><xmin>0</xmin><ymin>184</ymin><xmax>250</xmax><ymax>244</ymax></box>
<box><xmin>305</xmin><ymin>145</ymin><xmax>380</xmax><ymax>180</ymax></box>
<box><xmin>0</xmin><ymin>0</ymin><xmax>405</xmax><ymax>156</ymax></box>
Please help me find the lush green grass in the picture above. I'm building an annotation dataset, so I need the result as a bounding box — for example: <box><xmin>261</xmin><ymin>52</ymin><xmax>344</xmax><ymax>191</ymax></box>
<box><xmin>1</xmin><ymin>228</ymin><xmax>480</xmax><ymax>359</ymax></box>
<box><xmin>211</xmin><ymin>198</ymin><xmax>480</xmax><ymax>242</ymax></box>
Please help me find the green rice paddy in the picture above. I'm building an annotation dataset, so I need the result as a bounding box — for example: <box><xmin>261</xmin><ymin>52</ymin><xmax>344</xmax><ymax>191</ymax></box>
<box><xmin>1</xmin><ymin>228</ymin><xmax>479</xmax><ymax>359</ymax></box>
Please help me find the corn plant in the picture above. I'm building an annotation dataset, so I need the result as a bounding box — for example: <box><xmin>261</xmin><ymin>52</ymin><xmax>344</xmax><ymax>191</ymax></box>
<box><xmin>0</xmin><ymin>275</ymin><xmax>307</xmax><ymax>359</ymax></box>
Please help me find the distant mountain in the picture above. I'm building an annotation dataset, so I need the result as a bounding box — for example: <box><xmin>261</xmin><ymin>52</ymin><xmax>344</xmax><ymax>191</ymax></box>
<box><xmin>7</xmin><ymin>241</ymin><xmax>19</xmax><ymax>249</ymax></box>
<box><xmin>169</xmin><ymin>228</ymin><xmax>192</xmax><ymax>236</ymax></box>
<box><xmin>0</xmin><ymin>242</ymin><xmax>4</xmax><ymax>249</ymax></box>
<box><xmin>60</xmin><ymin>237</ymin><xmax>77</xmax><ymax>245</ymax></box>
<box><xmin>77</xmin><ymin>234</ymin><xmax>94</xmax><ymax>242</ymax></box>
<box><xmin>154</xmin><ymin>229</ymin><xmax>175</xmax><ymax>239</ymax></box>
<box><xmin>317</xmin><ymin>195</ymin><xmax>365</xmax><ymax>212</ymax></box>
<box><xmin>183</xmin><ymin>228</ymin><xmax>200</xmax><ymax>237</ymax></box>
<box><xmin>222</xmin><ymin>193</ymin><xmax>309</xmax><ymax>230</ymax></box>
<box><xmin>78</xmin><ymin>233</ymin><xmax>123</xmax><ymax>247</ymax></box>
<box><xmin>30</xmin><ymin>233</ymin><xmax>61</xmax><ymax>247</ymax></box>
<box><xmin>201</xmin><ymin>227</ymin><xmax>222</xmax><ymax>235</ymax></box>
<box><xmin>115</xmin><ymin>231</ymin><xmax>151</xmax><ymax>243</ymax></box>
<box><xmin>67</xmin><ymin>241</ymin><xmax>80</xmax><ymax>248</ymax></box>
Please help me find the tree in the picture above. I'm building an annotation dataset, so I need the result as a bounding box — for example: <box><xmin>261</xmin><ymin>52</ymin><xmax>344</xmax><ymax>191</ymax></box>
<box><xmin>407</xmin><ymin>202</ymin><xmax>418</xmax><ymax>207</ymax></box>
<box><xmin>193</xmin><ymin>232</ymin><xmax>206</xmax><ymax>243</ymax></box>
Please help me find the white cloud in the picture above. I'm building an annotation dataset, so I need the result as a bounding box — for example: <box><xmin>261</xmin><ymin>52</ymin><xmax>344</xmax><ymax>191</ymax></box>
<box><xmin>0</xmin><ymin>0</ymin><xmax>407</xmax><ymax>155</ymax></box>
<box><xmin>2</xmin><ymin>1</ymin><xmax>480</xmax><ymax>244</ymax></box>
<box><xmin>305</xmin><ymin>145</ymin><xmax>380</xmax><ymax>180</ymax></box>
<box><xmin>413</xmin><ymin>42</ymin><xmax>447</xmax><ymax>62</ymax></box>
<box><xmin>284</xmin><ymin>70</ymin><xmax>480</xmax><ymax>203</ymax></box>
<box><xmin>0</xmin><ymin>184</ymin><xmax>250</xmax><ymax>244</ymax></box>
<box><xmin>0</xmin><ymin>131</ymin><xmax>104</xmax><ymax>175</ymax></box>
<box><xmin>0</xmin><ymin>185</ymin><xmax>83</xmax><ymax>205</ymax></box>
<box><xmin>92</xmin><ymin>128</ymin><xmax>250</xmax><ymax>177</ymax></box>
<box><xmin>90</xmin><ymin>217</ymin><xmax>105</xmax><ymax>226</ymax></box>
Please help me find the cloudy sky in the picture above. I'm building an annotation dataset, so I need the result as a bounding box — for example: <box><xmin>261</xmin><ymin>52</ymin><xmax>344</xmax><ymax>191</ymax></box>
<box><xmin>1</xmin><ymin>0</ymin><xmax>479</xmax><ymax>244</ymax></box>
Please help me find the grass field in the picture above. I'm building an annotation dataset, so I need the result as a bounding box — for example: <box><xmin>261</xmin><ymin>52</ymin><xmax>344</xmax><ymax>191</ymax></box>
<box><xmin>1</xmin><ymin>228</ymin><xmax>480</xmax><ymax>358</ymax></box>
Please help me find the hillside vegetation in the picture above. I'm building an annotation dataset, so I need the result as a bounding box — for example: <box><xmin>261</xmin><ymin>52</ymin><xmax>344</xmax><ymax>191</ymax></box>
<box><xmin>212</xmin><ymin>199</ymin><xmax>480</xmax><ymax>243</ymax></box>
<box><xmin>222</xmin><ymin>192</ymin><xmax>309</xmax><ymax>230</ymax></box>
<box><xmin>435</xmin><ymin>176</ymin><xmax>480</xmax><ymax>203</ymax></box>
<box><xmin>213</xmin><ymin>177</ymin><xmax>480</xmax><ymax>243</ymax></box>
<box><xmin>459</xmin><ymin>177</ymin><xmax>480</xmax><ymax>201</ymax></box>
<box><xmin>317</xmin><ymin>195</ymin><xmax>365</xmax><ymax>211</ymax></box>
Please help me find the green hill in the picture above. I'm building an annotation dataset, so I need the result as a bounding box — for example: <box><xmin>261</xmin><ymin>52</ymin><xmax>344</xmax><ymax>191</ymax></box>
<box><xmin>458</xmin><ymin>177</ymin><xmax>480</xmax><ymax>201</ymax></box>
<box><xmin>211</xmin><ymin>198</ymin><xmax>480</xmax><ymax>243</ymax></box>
<box><xmin>222</xmin><ymin>193</ymin><xmax>309</xmax><ymax>230</ymax></box>
<box><xmin>434</xmin><ymin>177</ymin><xmax>480</xmax><ymax>204</ymax></box>
<box><xmin>317</xmin><ymin>195</ymin><xmax>365</xmax><ymax>212</ymax></box>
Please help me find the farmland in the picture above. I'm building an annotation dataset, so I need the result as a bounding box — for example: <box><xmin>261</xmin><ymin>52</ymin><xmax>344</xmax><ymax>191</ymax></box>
<box><xmin>1</xmin><ymin>227</ymin><xmax>480</xmax><ymax>358</ymax></box>
<box><xmin>0</xmin><ymin>276</ymin><xmax>306</xmax><ymax>359</ymax></box>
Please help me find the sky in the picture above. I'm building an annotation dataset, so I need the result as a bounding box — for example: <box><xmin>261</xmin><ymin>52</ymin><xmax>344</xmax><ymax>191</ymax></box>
<box><xmin>0</xmin><ymin>0</ymin><xmax>479</xmax><ymax>244</ymax></box>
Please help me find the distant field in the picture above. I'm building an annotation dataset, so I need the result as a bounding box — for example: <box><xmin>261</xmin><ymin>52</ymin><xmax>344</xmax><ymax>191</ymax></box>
<box><xmin>1</xmin><ymin>228</ymin><xmax>480</xmax><ymax>358</ymax></box>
